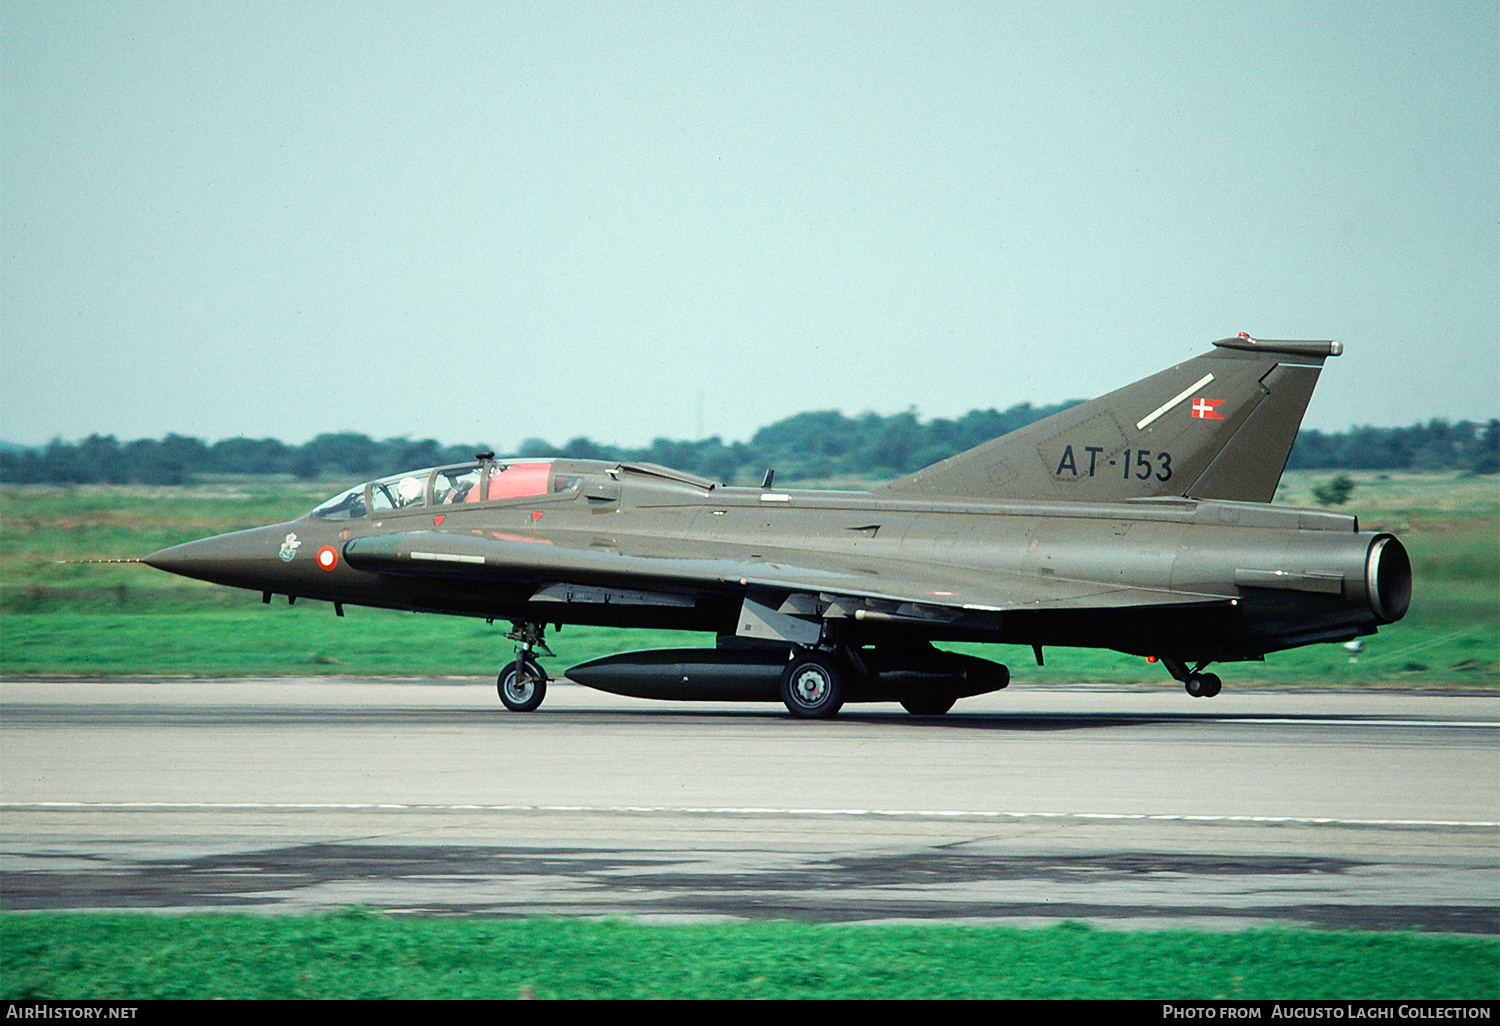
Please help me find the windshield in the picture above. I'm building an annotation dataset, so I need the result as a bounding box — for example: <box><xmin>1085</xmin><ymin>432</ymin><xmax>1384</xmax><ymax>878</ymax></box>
<box><xmin>309</xmin><ymin>484</ymin><xmax>368</xmax><ymax>520</ymax></box>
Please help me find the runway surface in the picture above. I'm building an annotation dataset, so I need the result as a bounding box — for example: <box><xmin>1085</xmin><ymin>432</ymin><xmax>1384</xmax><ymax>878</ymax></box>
<box><xmin>2</xmin><ymin>677</ymin><xmax>1496</xmax><ymax>933</ymax></box>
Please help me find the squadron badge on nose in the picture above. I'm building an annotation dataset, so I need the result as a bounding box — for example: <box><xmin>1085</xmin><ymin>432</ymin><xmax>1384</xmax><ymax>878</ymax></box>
<box><xmin>280</xmin><ymin>533</ymin><xmax>302</xmax><ymax>562</ymax></box>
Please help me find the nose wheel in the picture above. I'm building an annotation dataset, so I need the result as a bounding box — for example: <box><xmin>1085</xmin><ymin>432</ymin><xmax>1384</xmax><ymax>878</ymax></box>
<box><xmin>497</xmin><ymin>620</ymin><xmax>553</xmax><ymax>712</ymax></box>
<box><xmin>498</xmin><ymin>653</ymin><xmax>548</xmax><ymax>712</ymax></box>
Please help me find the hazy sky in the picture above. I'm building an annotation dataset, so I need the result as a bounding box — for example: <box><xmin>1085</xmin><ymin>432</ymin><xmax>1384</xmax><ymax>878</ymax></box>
<box><xmin>4</xmin><ymin>2</ymin><xmax>1496</xmax><ymax>452</ymax></box>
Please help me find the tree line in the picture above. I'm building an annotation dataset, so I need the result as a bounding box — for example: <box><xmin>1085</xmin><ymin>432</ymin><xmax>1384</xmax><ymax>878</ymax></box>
<box><xmin>2</xmin><ymin>408</ymin><xmax>1496</xmax><ymax>487</ymax></box>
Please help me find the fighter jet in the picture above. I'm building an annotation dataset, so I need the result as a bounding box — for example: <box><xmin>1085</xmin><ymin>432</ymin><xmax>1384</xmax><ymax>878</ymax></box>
<box><xmin>144</xmin><ymin>336</ymin><xmax>1411</xmax><ymax>717</ymax></box>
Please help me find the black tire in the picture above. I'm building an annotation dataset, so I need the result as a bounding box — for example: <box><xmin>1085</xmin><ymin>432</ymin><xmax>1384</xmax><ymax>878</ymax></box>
<box><xmin>498</xmin><ymin>655</ymin><xmax>548</xmax><ymax>712</ymax></box>
<box><xmin>1200</xmin><ymin>672</ymin><xmax>1222</xmax><ymax>698</ymax></box>
<box><xmin>780</xmin><ymin>652</ymin><xmax>844</xmax><ymax>719</ymax></box>
<box><xmin>1184</xmin><ymin>673</ymin><xmax>1208</xmax><ymax>698</ymax></box>
<box><xmin>900</xmin><ymin>692</ymin><xmax>956</xmax><ymax>716</ymax></box>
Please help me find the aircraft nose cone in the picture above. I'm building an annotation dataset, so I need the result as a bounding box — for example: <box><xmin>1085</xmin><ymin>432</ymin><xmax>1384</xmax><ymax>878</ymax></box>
<box><xmin>143</xmin><ymin>524</ymin><xmax>300</xmax><ymax>588</ymax></box>
<box><xmin>142</xmin><ymin>536</ymin><xmax>229</xmax><ymax>577</ymax></box>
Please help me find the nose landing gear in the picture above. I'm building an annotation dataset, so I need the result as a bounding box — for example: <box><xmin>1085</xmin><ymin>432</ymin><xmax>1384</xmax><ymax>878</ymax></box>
<box><xmin>497</xmin><ymin>621</ymin><xmax>553</xmax><ymax>712</ymax></box>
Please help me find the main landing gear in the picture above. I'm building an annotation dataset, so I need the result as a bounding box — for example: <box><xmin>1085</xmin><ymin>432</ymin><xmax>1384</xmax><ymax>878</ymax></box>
<box><xmin>780</xmin><ymin>649</ymin><xmax>846</xmax><ymax>719</ymax></box>
<box><xmin>1160</xmin><ymin>656</ymin><xmax>1222</xmax><ymax>698</ymax></box>
<box><xmin>498</xmin><ymin>621</ymin><xmax>552</xmax><ymax>712</ymax></box>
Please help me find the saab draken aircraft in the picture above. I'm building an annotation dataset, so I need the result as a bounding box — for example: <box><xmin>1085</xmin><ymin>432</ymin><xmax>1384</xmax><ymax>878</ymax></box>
<box><xmin>145</xmin><ymin>336</ymin><xmax>1411</xmax><ymax>717</ymax></box>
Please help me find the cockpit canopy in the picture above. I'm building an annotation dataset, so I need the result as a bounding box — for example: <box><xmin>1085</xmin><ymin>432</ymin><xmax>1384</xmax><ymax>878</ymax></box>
<box><xmin>308</xmin><ymin>461</ymin><xmax>583</xmax><ymax>520</ymax></box>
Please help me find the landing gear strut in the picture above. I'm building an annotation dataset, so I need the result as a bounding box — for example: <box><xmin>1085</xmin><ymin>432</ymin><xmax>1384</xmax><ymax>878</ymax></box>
<box><xmin>1161</xmin><ymin>657</ymin><xmax>1222</xmax><ymax>699</ymax></box>
<box><xmin>498</xmin><ymin>621</ymin><xmax>553</xmax><ymax>712</ymax></box>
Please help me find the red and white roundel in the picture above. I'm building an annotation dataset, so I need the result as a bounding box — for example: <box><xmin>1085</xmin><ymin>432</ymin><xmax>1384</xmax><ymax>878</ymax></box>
<box><xmin>316</xmin><ymin>546</ymin><xmax>339</xmax><ymax>571</ymax></box>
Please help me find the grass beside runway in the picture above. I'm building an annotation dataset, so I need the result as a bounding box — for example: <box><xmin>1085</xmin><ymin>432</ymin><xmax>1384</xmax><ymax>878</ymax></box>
<box><xmin>1</xmin><ymin>472</ymin><xmax>1495</xmax><ymax>685</ymax></box>
<box><xmin>2</xmin><ymin>912</ymin><xmax>1497</xmax><ymax>1000</ymax></box>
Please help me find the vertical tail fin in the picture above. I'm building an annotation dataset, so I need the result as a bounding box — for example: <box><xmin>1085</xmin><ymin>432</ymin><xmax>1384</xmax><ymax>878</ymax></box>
<box><xmin>878</xmin><ymin>336</ymin><xmax>1342</xmax><ymax>504</ymax></box>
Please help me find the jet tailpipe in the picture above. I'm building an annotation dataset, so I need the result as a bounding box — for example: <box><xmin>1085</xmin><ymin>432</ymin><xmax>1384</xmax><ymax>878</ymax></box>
<box><xmin>1365</xmin><ymin>534</ymin><xmax>1411</xmax><ymax>624</ymax></box>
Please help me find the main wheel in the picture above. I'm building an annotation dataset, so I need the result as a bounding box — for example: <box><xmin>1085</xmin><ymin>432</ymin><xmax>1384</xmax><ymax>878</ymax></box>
<box><xmin>780</xmin><ymin>652</ymin><xmax>844</xmax><ymax>719</ymax></box>
<box><xmin>498</xmin><ymin>655</ymin><xmax>548</xmax><ymax>712</ymax></box>
<box><xmin>1199</xmin><ymin>672</ymin><xmax>1222</xmax><ymax>698</ymax></box>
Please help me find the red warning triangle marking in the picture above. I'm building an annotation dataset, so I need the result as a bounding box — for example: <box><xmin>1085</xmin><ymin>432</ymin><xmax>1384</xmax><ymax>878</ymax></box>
<box><xmin>433</xmin><ymin>514</ymin><xmax>446</xmax><ymax>526</ymax></box>
<box><xmin>531</xmin><ymin>511</ymin><xmax>544</xmax><ymax>522</ymax></box>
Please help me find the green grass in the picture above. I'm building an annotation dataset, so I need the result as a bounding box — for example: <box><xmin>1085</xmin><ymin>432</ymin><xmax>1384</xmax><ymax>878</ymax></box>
<box><xmin>0</xmin><ymin>604</ymin><xmax>705</xmax><ymax>677</ymax></box>
<box><xmin>2</xmin><ymin>913</ymin><xmax>1495</xmax><ymax>1000</ymax></box>
<box><xmin>2</xmin><ymin>473</ymin><xmax>1495</xmax><ymax>684</ymax></box>
<box><xmin>2</xmin><ymin>601</ymin><xmax>1493</xmax><ymax>685</ymax></box>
